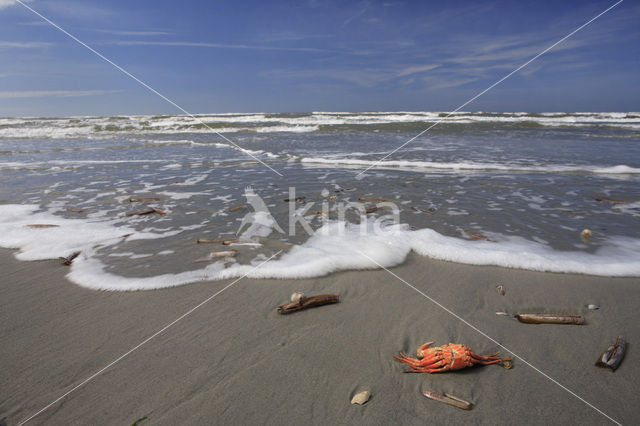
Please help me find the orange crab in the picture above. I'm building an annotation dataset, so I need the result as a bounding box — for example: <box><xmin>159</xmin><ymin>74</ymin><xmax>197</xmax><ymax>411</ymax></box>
<box><xmin>393</xmin><ymin>342</ymin><xmax>512</xmax><ymax>373</ymax></box>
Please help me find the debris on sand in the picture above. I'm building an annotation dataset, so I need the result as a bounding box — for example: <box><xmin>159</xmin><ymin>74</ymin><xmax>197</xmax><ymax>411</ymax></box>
<box><xmin>423</xmin><ymin>390</ymin><xmax>473</xmax><ymax>410</ymax></box>
<box><xmin>197</xmin><ymin>238</ymin><xmax>227</xmax><ymax>244</ymax></box>
<box><xmin>290</xmin><ymin>292</ymin><xmax>305</xmax><ymax>303</ymax></box>
<box><xmin>25</xmin><ymin>224</ymin><xmax>59</xmax><ymax>229</ymax></box>
<box><xmin>595</xmin><ymin>336</ymin><xmax>626</xmax><ymax>371</ymax></box>
<box><xmin>229</xmin><ymin>205</ymin><xmax>246</xmax><ymax>212</ymax></box>
<box><xmin>59</xmin><ymin>251</ymin><xmax>81</xmax><ymax>265</ymax></box>
<box><xmin>496</xmin><ymin>284</ymin><xmax>505</xmax><ymax>296</ymax></box>
<box><xmin>194</xmin><ymin>250</ymin><xmax>237</xmax><ymax>262</ymax></box>
<box><xmin>515</xmin><ymin>314</ymin><xmax>584</xmax><ymax>325</ymax></box>
<box><xmin>277</xmin><ymin>294</ymin><xmax>339</xmax><ymax>314</ymax></box>
<box><xmin>351</xmin><ymin>391</ymin><xmax>371</xmax><ymax>405</ymax></box>
<box><xmin>581</xmin><ymin>229</ymin><xmax>592</xmax><ymax>243</ymax></box>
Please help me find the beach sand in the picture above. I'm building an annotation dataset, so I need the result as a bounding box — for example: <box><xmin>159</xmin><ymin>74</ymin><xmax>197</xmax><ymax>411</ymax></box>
<box><xmin>1</xmin><ymin>247</ymin><xmax>638</xmax><ymax>425</ymax></box>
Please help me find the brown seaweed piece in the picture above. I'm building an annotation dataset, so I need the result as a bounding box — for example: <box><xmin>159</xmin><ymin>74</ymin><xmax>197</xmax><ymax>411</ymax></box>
<box><xmin>411</xmin><ymin>206</ymin><xmax>435</xmax><ymax>214</ymax></box>
<box><xmin>594</xmin><ymin>197</ymin><xmax>627</xmax><ymax>204</ymax></box>
<box><xmin>359</xmin><ymin>197</ymin><xmax>388</xmax><ymax>202</ymax></box>
<box><xmin>283</xmin><ymin>196</ymin><xmax>306</xmax><ymax>203</ymax></box>
<box><xmin>515</xmin><ymin>314</ymin><xmax>584</xmax><ymax>325</ymax></box>
<box><xmin>595</xmin><ymin>336</ymin><xmax>626</xmax><ymax>371</ymax></box>
<box><xmin>128</xmin><ymin>197</ymin><xmax>161</xmax><ymax>203</ymax></box>
<box><xmin>277</xmin><ymin>294</ymin><xmax>339</xmax><ymax>314</ymax></box>
<box><xmin>126</xmin><ymin>208</ymin><xmax>166</xmax><ymax>217</ymax></box>
<box><xmin>229</xmin><ymin>205</ymin><xmax>246</xmax><ymax>212</ymax></box>
<box><xmin>470</xmin><ymin>234</ymin><xmax>490</xmax><ymax>241</ymax></box>
<box><xmin>59</xmin><ymin>251</ymin><xmax>81</xmax><ymax>266</ymax></box>
<box><xmin>422</xmin><ymin>390</ymin><xmax>473</xmax><ymax>410</ymax></box>
<box><xmin>25</xmin><ymin>224</ymin><xmax>59</xmax><ymax>229</ymax></box>
<box><xmin>196</xmin><ymin>238</ymin><xmax>227</xmax><ymax>244</ymax></box>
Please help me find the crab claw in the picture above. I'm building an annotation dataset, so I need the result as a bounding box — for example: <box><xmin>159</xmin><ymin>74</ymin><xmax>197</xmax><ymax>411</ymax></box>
<box><xmin>416</xmin><ymin>341</ymin><xmax>434</xmax><ymax>358</ymax></box>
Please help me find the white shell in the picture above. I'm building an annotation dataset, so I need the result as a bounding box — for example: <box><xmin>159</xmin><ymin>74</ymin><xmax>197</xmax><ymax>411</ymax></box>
<box><xmin>290</xmin><ymin>292</ymin><xmax>305</xmax><ymax>303</ymax></box>
<box><xmin>581</xmin><ymin>229</ymin><xmax>592</xmax><ymax>242</ymax></box>
<box><xmin>351</xmin><ymin>391</ymin><xmax>371</xmax><ymax>405</ymax></box>
<box><xmin>587</xmin><ymin>304</ymin><xmax>600</xmax><ymax>310</ymax></box>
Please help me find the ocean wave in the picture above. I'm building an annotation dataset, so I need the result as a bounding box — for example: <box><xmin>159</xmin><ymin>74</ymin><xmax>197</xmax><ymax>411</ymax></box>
<box><xmin>300</xmin><ymin>157</ymin><xmax>640</xmax><ymax>174</ymax></box>
<box><xmin>1</xmin><ymin>112</ymin><xmax>639</xmax><ymax>139</ymax></box>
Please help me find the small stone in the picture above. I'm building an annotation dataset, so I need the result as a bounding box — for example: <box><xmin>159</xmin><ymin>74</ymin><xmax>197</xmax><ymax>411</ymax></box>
<box><xmin>587</xmin><ymin>304</ymin><xmax>600</xmax><ymax>310</ymax></box>
<box><xmin>351</xmin><ymin>391</ymin><xmax>371</xmax><ymax>405</ymax></box>
<box><xmin>290</xmin><ymin>292</ymin><xmax>304</xmax><ymax>303</ymax></box>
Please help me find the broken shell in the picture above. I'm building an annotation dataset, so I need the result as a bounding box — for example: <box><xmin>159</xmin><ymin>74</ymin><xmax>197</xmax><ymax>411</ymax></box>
<box><xmin>496</xmin><ymin>284</ymin><xmax>505</xmax><ymax>296</ymax></box>
<box><xmin>501</xmin><ymin>360</ymin><xmax>513</xmax><ymax>369</ymax></box>
<box><xmin>290</xmin><ymin>292</ymin><xmax>305</xmax><ymax>303</ymax></box>
<box><xmin>587</xmin><ymin>304</ymin><xmax>600</xmax><ymax>310</ymax></box>
<box><xmin>581</xmin><ymin>229</ymin><xmax>592</xmax><ymax>242</ymax></box>
<box><xmin>351</xmin><ymin>391</ymin><xmax>371</xmax><ymax>405</ymax></box>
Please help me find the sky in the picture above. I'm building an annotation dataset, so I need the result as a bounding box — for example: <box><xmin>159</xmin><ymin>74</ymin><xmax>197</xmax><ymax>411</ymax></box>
<box><xmin>0</xmin><ymin>0</ymin><xmax>639</xmax><ymax>116</ymax></box>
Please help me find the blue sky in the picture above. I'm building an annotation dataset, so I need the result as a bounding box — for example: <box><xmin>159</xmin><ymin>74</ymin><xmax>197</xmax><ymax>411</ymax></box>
<box><xmin>0</xmin><ymin>0</ymin><xmax>638</xmax><ymax>116</ymax></box>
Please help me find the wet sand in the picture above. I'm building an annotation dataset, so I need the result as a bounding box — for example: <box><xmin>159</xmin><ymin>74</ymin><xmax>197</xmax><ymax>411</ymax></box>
<box><xmin>0</xmin><ymin>247</ymin><xmax>638</xmax><ymax>425</ymax></box>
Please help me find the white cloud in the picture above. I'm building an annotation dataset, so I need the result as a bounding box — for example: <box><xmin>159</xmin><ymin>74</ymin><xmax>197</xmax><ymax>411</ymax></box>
<box><xmin>0</xmin><ymin>41</ymin><xmax>52</xmax><ymax>48</ymax></box>
<box><xmin>397</xmin><ymin>64</ymin><xmax>440</xmax><ymax>77</ymax></box>
<box><xmin>0</xmin><ymin>0</ymin><xmax>17</xmax><ymax>9</ymax></box>
<box><xmin>0</xmin><ymin>0</ymin><xmax>30</xmax><ymax>10</ymax></box>
<box><xmin>0</xmin><ymin>90</ymin><xmax>122</xmax><ymax>99</ymax></box>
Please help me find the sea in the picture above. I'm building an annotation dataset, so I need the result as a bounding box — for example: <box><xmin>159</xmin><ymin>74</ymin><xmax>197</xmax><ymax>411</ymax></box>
<box><xmin>1</xmin><ymin>111</ymin><xmax>639</xmax><ymax>291</ymax></box>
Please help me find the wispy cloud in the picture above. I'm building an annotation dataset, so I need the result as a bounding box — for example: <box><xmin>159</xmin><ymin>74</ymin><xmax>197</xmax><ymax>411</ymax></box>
<box><xmin>422</xmin><ymin>76</ymin><xmax>480</xmax><ymax>90</ymax></box>
<box><xmin>259</xmin><ymin>32</ymin><xmax>333</xmax><ymax>43</ymax></box>
<box><xmin>0</xmin><ymin>0</ymin><xmax>29</xmax><ymax>10</ymax></box>
<box><xmin>397</xmin><ymin>64</ymin><xmax>440</xmax><ymax>77</ymax></box>
<box><xmin>0</xmin><ymin>41</ymin><xmax>53</xmax><ymax>48</ymax></box>
<box><xmin>96</xmin><ymin>29</ymin><xmax>170</xmax><ymax>37</ymax></box>
<box><xmin>0</xmin><ymin>90</ymin><xmax>122</xmax><ymax>99</ymax></box>
<box><xmin>114</xmin><ymin>40</ymin><xmax>325</xmax><ymax>52</ymax></box>
<box><xmin>39</xmin><ymin>0</ymin><xmax>113</xmax><ymax>19</ymax></box>
<box><xmin>262</xmin><ymin>68</ymin><xmax>394</xmax><ymax>88</ymax></box>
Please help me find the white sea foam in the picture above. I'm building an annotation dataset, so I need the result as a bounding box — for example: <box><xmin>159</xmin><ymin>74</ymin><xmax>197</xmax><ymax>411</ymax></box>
<box><xmin>2</xmin><ymin>112</ymin><xmax>639</xmax><ymax>140</ymax></box>
<box><xmin>1</xmin><ymin>204</ymin><xmax>639</xmax><ymax>291</ymax></box>
<box><xmin>300</xmin><ymin>157</ymin><xmax>640</xmax><ymax>175</ymax></box>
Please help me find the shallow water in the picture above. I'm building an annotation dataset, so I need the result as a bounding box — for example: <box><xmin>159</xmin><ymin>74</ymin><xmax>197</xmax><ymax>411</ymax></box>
<box><xmin>1</xmin><ymin>112</ymin><xmax>639</xmax><ymax>290</ymax></box>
